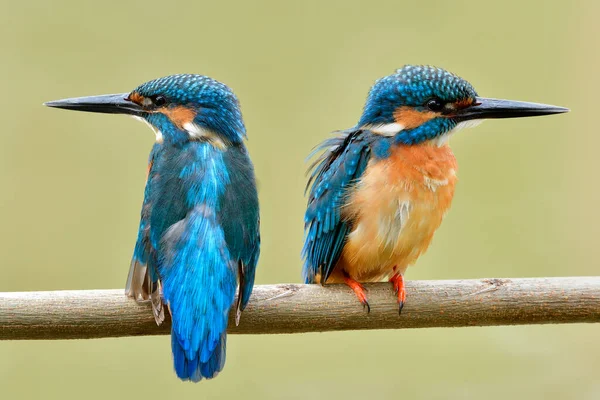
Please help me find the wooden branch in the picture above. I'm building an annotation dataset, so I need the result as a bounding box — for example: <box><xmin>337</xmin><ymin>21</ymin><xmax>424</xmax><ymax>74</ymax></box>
<box><xmin>2</xmin><ymin>277</ymin><xmax>599</xmax><ymax>340</ymax></box>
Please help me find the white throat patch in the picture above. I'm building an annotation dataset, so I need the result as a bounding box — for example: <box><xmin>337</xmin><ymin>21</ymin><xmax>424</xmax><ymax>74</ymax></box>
<box><xmin>433</xmin><ymin>119</ymin><xmax>484</xmax><ymax>147</ymax></box>
<box><xmin>132</xmin><ymin>116</ymin><xmax>163</xmax><ymax>142</ymax></box>
<box><xmin>453</xmin><ymin>119</ymin><xmax>484</xmax><ymax>132</ymax></box>
<box><xmin>130</xmin><ymin>117</ymin><xmax>226</xmax><ymax>148</ymax></box>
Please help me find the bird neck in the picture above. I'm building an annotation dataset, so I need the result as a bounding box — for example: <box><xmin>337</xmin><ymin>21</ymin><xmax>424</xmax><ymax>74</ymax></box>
<box><xmin>145</xmin><ymin>113</ymin><xmax>244</xmax><ymax>148</ymax></box>
<box><xmin>362</xmin><ymin>117</ymin><xmax>458</xmax><ymax>159</ymax></box>
<box><xmin>369</xmin><ymin>130</ymin><xmax>453</xmax><ymax>160</ymax></box>
<box><xmin>195</xmin><ymin>106</ymin><xmax>246</xmax><ymax>144</ymax></box>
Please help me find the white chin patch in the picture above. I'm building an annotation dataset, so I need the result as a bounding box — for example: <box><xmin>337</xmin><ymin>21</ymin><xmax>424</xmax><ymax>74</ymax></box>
<box><xmin>434</xmin><ymin>119</ymin><xmax>484</xmax><ymax>147</ymax></box>
<box><xmin>132</xmin><ymin>116</ymin><xmax>163</xmax><ymax>142</ymax></box>
<box><xmin>453</xmin><ymin>119</ymin><xmax>484</xmax><ymax>132</ymax></box>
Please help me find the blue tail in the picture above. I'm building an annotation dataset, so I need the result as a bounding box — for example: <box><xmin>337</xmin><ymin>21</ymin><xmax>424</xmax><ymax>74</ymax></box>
<box><xmin>159</xmin><ymin>207</ymin><xmax>237</xmax><ymax>382</ymax></box>
<box><xmin>171</xmin><ymin>330</ymin><xmax>226</xmax><ymax>381</ymax></box>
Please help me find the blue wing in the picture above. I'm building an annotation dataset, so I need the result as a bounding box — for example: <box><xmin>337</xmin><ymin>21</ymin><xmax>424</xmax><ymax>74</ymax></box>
<box><xmin>220</xmin><ymin>145</ymin><xmax>260</xmax><ymax>320</ymax></box>
<box><xmin>302</xmin><ymin>129</ymin><xmax>372</xmax><ymax>283</ymax></box>
<box><xmin>126</xmin><ymin>144</ymin><xmax>164</xmax><ymax>323</ymax></box>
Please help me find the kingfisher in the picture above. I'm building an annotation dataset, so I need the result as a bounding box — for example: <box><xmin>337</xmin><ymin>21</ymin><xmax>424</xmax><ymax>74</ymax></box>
<box><xmin>303</xmin><ymin>65</ymin><xmax>568</xmax><ymax>313</ymax></box>
<box><xmin>45</xmin><ymin>74</ymin><xmax>260</xmax><ymax>381</ymax></box>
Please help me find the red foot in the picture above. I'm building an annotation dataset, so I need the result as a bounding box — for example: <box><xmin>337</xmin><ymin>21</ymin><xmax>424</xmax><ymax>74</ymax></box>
<box><xmin>343</xmin><ymin>273</ymin><xmax>370</xmax><ymax>313</ymax></box>
<box><xmin>390</xmin><ymin>272</ymin><xmax>406</xmax><ymax>315</ymax></box>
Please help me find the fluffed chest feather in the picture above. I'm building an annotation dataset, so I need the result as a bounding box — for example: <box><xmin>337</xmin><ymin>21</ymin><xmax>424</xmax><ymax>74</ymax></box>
<box><xmin>340</xmin><ymin>142</ymin><xmax>458</xmax><ymax>280</ymax></box>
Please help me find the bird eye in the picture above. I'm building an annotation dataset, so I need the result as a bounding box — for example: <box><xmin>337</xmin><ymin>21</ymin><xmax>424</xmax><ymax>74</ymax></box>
<box><xmin>426</xmin><ymin>98</ymin><xmax>444</xmax><ymax>112</ymax></box>
<box><xmin>153</xmin><ymin>95</ymin><xmax>166</xmax><ymax>107</ymax></box>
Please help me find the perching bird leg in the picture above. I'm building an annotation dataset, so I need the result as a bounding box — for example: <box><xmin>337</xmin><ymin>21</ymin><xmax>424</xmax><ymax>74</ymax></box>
<box><xmin>342</xmin><ymin>271</ymin><xmax>370</xmax><ymax>313</ymax></box>
<box><xmin>389</xmin><ymin>269</ymin><xmax>406</xmax><ymax>315</ymax></box>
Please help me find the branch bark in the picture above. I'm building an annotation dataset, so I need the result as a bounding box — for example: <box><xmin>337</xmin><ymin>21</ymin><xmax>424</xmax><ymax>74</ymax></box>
<box><xmin>2</xmin><ymin>277</ymin><xmax>599</xmax><ymax>340</ymax></box>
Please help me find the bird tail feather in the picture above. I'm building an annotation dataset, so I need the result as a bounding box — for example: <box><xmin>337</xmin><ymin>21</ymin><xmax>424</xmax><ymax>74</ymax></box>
<box><xmin>171</xmin><ymin>330</ymin><xmax>226</xmax><ymax>382</ymax></box>
<box><xmin>160</xmin><ymin>206</ymin><xmax>237</xmax><ymax>382</ymax></box>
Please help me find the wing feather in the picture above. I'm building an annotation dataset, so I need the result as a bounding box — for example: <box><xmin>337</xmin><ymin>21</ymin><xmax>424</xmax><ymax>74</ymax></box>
<box><xmin>302</xmin><ymin>130</ymin><xmax>372</xmax><ymax>283</ymax></box>
<box><xmin>125</xmin><ymin>146</ymin><xmax>164</xmax><ymax>324</ymax></box>
<box><xmin>219</xmin><ymin>145</ymin><xmax>260</xmax><ymax>319</ymax></box>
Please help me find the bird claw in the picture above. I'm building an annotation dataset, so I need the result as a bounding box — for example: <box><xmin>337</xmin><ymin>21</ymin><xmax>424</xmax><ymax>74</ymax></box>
<box><xmin>343</xmin><ymin>273</ymin><xmax>370</xmax><ymax>313</ymax></box>
<box><xmin>390</xmin><ymin>272</ymin><xmax>406</xmax><ymax>315</ymax></box>
<box><xmin>362</xmin><ymin>299</ymin><xmax>371</xmax><ymax>313</ymax></box>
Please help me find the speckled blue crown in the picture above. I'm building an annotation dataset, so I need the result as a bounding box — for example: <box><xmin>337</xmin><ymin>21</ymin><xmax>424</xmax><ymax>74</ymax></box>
<box><xmin>358</xmin><ymin>65</ymin><xmax>478</xmax><ymax>127</ymax></box>
<box><xmin>135</xmin><ymin>74</ymin><xmax>238</xmax><ymax>106</ymax></box>
<box><xmin>136</xmin><ymin>74</ymin><xmax>246</xmax><ymax>142</ymax></box>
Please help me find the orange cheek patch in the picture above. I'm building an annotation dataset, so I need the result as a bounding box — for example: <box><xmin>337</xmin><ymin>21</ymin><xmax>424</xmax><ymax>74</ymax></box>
<box><xmin>393</xmin><ymin>107</ymin><xmax>439</xmax><ymax>129</ymax></box>
<box><xmin>159</xmin><ymin>106</ymin><xmax>197</xmax><ymax>130</ymax></box>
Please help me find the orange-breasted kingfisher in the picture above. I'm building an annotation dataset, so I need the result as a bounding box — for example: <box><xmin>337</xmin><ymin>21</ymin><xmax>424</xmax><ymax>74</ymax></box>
<box><xmin>45</xmin><ymin>74</ymin><xmax>260</xmax><ymax>381</ymax></box>
<box><xmin>303</xmin><ymin>65</ymin><xmax>568</xmax><ymax>313</ymax></box>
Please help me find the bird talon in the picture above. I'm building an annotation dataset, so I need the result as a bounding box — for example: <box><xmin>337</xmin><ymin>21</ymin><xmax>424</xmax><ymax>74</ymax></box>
<box><xmin>390</xmin><ymin>273</ymin><xmax>406</xmax><ymax>315</ymax></box>
<box><xmin>343</xmin><ymin>273</ymin><xmax>370</xmax><ymax>313</ymax></box>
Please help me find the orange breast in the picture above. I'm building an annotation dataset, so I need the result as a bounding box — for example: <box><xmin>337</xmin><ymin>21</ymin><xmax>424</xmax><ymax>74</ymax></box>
<box><xmin>332</xmin><ymin>140</ymin><xmax>458</xmax><ymax>283</ymax></box>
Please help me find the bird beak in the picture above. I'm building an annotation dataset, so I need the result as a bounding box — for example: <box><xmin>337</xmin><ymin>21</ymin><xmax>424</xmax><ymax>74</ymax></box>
<box><xmin>455</xmin><ymin>97</ymin><xmax>569</xmax><ymax>121</ymax></box>
<box><xmin>44</xmin><ymin>93</ymin><xmax>144</xmax><ymax>116</ymax></box>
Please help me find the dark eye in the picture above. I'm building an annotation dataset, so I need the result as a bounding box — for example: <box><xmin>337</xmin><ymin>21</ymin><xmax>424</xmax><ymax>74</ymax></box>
<box><xmin>426</xmin><ymin>98</ymin><xmax>444</xmax><ymax>112</ymax></box>
<box><xmin>153</xmin><ymin>95</ymin><xmax>166</xmax><ymax>107</ymax></box>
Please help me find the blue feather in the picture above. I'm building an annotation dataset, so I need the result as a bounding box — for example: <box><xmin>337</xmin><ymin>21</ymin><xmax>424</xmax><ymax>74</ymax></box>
<box><xmin>130</xmin><ymin>139</ymin><xmax>258</xmax><ymax>381</ymax></box>
<box><xmin>219</xmin><ymin>146</ymin><xmax>260</xmax><ymax>312</ymax></box>
<box><xmin>160</xmin><ymin>205</ymin><xmax>235</xmax><ymax>381</ymax></box>
<box><xmin>302</xmin><ymin>129</ymin><xmax>372</xmax><ymax>283</ymax></box>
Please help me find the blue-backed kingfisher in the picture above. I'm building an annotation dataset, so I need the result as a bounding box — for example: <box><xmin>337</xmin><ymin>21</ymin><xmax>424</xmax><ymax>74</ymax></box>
<box><xmin>46</xmin><ymin>74</ymin><xmax>260</xmax><ymax>381</ymax></box>
<box><xmin>303</xmin><ymin>65</ymin><xmax>568</xmax><ymax>313</ymax></box>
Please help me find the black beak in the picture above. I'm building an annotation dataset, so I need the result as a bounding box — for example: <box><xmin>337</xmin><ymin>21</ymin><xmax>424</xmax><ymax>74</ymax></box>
<box><xmin>44</xmin><ymin>93</ymin><xmax>144</xmax><ymax>116</ymax></box>
<box><xmin>455</xmin><ymin>97</ymin><xmax>569</xmax><ymax>121</ymax></box>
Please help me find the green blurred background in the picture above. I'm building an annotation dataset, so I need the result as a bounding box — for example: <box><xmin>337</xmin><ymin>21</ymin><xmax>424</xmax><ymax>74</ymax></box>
<box><xmin>1</xmin><ymin>0</ymin><xmax>598</xmax><ymax>398</ymax></box>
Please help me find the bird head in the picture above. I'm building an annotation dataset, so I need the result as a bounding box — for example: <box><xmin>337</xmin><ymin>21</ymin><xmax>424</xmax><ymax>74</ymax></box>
<box><xmin>45</xmin><ymin>74</ymin><xmax>245</xmax><ymax>146</ymax></box>
<box><xmin>358</xmin><ymin>65</ymin><xmax>568</xmax><ymax>146</ymax></box>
